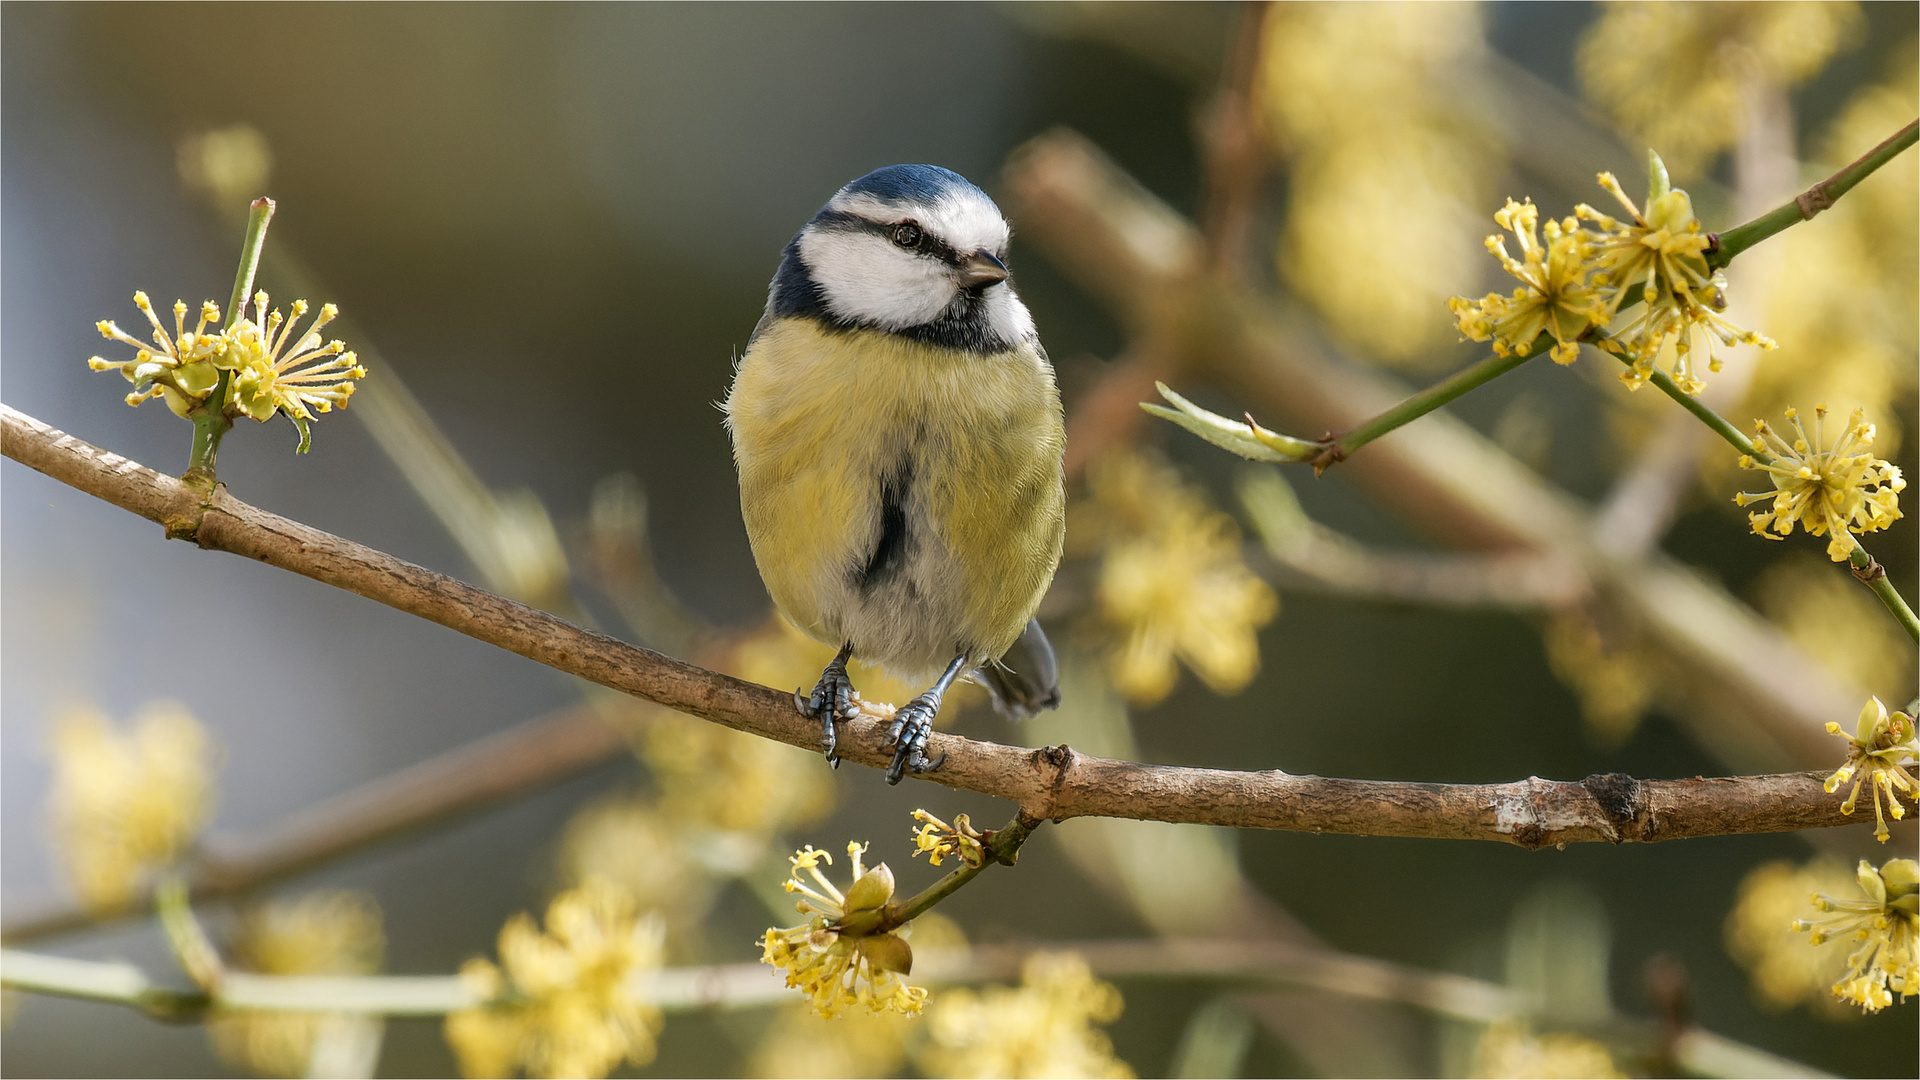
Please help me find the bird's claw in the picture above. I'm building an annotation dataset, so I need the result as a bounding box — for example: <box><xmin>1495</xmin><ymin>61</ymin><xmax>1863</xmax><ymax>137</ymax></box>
<box><xmin>800</xmin><ymin>647</ymin><xmax>858</xmax><ymax>768</ymax></box>
<box><xmin>885</xmin><ymin>693</ymin><xmax>945</xmax><ymax>784</ymax></box>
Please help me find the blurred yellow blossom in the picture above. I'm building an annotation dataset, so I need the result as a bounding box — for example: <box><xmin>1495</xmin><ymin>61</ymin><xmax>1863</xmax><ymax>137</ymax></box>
<box><xmin>88</xmin><ymin>292</ymin><xmax>226</xmax><ymax>416</ymax></box>
<box><xmin>1540</xmin><ymin>609</ymin><xmax>1656</xmax><ymax>748</ymax></box>
<box><xmin>1578</xmin><ymin>164</ymin><xmax>1776</xmax><ymax>393</ymax></box>
<box><xmin>1448</xmin><ymin>200</ymin><xmax>1601</xmax><ymax>365</ymax></box>
<box><xmin>217</xmin><ymin>291</ymin><xmax>366</xmax><ymax>452</ymax></box>
<box><xmin>1753</xmin><ymin>556</ymin><xmax>1913</xmax><ymax>708</ymax></box>
<box><xmin>1259</xmin><ymin>2</ymin><xmax>1493</xmax><ymax>368</ymax></box>
<box><xmin>644</xmin><ymin>706</ymin><xmax>835</xmax><ymax>845</ymax></box>
<box><xmin>1823</xmin><ymin>697</ymin><xmax>1918</xmax><ymax>843</ymax></box>
<box><xmin>177</xmin><ymin>124</ymin><xmax>273</xmax><ymax>207</ymax></box>
<box><xmin>760</xmin><ymin>842</ymin><xmax>926</xmax><ymax>1019</ymax></box>
<box><xmin>554</xmin><ymin>793</ymin><xmax>716</xmax><ymax>944</ymax></box>
<box><xmin>1735</xmin><ymin>405</ymin><xmax>1905</xmax><ymax>560</ymax></box>
<box><xmin>47</xmin><ymin>701</ymin><xmax>216</xmax><ymax>913</ymax></box>
<box><xmin>444</xmin><ymin>878</ymin><xmax>665</xmax><ymax>1079</ymax></box>
<box><xmin>209</xmin><ymin>890</ymin><xmax>386</xmax><ymax>1079</ymax></box>
<box><xmin>1726</xmin><ymin>857</ymin><xmax>1861</xmax><ymax>1015</ymax></box>
<box><xmin>1579</xmin><ymin>2</ymin><xmax>1863</xmax><ymax>180</ymax></box>
<box><xmin>1793</xmin><ymin>858</ymin><xmax>1918</xmax><ymax>1013</ymax></box>
<box><xmin>1469</xmin><ymin>1022</ymin><xmax>1623</xmax><ymax>1079</ymax></box>
<box><xmin>1079</xmin><ymin>451</ymin><xmax>1277</xmax><ymax>706</ymax></box>
<box><xmin>747</xmin><ymin>1004</ymin><xmax>916</xmax><ymax>1079</ymax></box>
<box><xmin>911</xmin><ymin>809</ymin><xmax>989</xmax><ymax>869</ymax></box>
<box><xmin>918</xmin><ymin>952</ymin><xmax>1132</xmax><ymax>1079</ymax></box>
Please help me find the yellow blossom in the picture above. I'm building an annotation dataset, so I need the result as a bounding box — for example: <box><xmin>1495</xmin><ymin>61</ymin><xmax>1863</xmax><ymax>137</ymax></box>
<box><xmin>1725</xmin><ymin>857</ymin><xmax>1861</xmax><ymax>1016</ymax></box>
<box><xmin>1578</xmin><ymin>165</ymin><xmax>1775</xmax><ymax>392</ymax></box>
<box><xmin>1080</xmin><ymin>451</ymin><xmax>1277</xmax><ymax>706</ymax></box>
<box><xmin>1734</xmin><ymin>405</ymin><xmax>1905</xmax><ymax>560</ymax></box>
<box><xmin>760</xmin><ymin>842</ymin><xmax>926</xmax><ymax>1019</ymax></box>
<box><xmin>209</xmin><ymin>890</ymin><xmax>386</xmax><ymax>1079</ymax></box>
<box><xmin>910</xmin><ymin>809</ymin><xmax>989</xmax><ymax>869</ymax></box>
<box><xmin>1469</xmin><ymin>1022</ymin><xmax>1623</xmax><ymax>1080</ymax></box>
<box><xmin>443</xmin><ymin>878</ymin><xmax>665</xmax><ymax>1079</ymax></box>
<box><xmin>918</xmin><ymin>952</ymin><xmax>1132</xmax><ymax>1079</ymax></box>
<box><xmin>1823</xmin><ymin>697</ymin><xmax>1918</xmax><ymax>843</ymax></box>
<box><xmin>87</xmin><ymin>292</ymin><xmax>227</xmax><ymax>416</ymax></box>
<box><xmin>216</xmin><ymin>291</ymin><xmax>366</xmax><ymax>451</ymax></box>
<box><xmin>1792</xmin><ymin>858</ymin><xmax>1918</xmax><ymax>1013</ymax></box>
<box><xmin>1448</xmin><ymin>199</ymin><xmax>1601</xmax><ymax>364</ymax></box>
<box><xmin>47</xmin><ymin>701</ymin><xmax>217</xmax><ymax>913</ymax></box>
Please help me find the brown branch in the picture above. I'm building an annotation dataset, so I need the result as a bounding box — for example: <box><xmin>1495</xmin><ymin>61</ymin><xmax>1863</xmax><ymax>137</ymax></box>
<box><xmin>1</xmin><ymin>404</ymin><xmax>1898</xmax><ymax>855</ymax></box>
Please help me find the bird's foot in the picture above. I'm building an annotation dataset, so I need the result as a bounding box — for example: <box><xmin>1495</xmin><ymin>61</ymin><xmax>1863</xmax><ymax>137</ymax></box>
<box><xmin>885</xmin><ymin>689</ymin><xmax>948</xmax><ymax>784</ymax></box>
<box><xmin>796</xmin><ymin>643</ymin><xmax>858</xmax><ymax>767</ymax></box>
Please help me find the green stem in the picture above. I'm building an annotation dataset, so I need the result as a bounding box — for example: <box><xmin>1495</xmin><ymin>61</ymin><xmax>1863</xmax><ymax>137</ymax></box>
<box><xmin>225</xmin><ymin>197</ymin><xmax>275</xmax><ymax>330</ymax></box>
<box><xmin>1710</xmin><ymin>119</ymin><xmax>1917</xmax><ymax>269</ymax></box>
<box><xmin>183</xmin><ymin>198</ymin><xmax>274</xmax><ymax>482</ymax></box>
<box><xmin>1850</xmin><ymin>547</ymin><xmax>1920</xmax><ymax>644</ymax></box>
<box><xmin>1637</xmin><ymin>362</ymin><xmax>1766</xmax><ymax>462</ymax></box>
<box><xmin>184</xmin><ymin>371</ymin><xmax>233</xmax><ymax>481</ymax></box>
<box><xmin>1333</xmin><ymin>349</ymin><xmax>1539</xmax><ymax>458</ymax></box>
<box><xmin>887</xmin><ymin>815</ymin><xmax>1039</xmax><ymax>927</ymax></box>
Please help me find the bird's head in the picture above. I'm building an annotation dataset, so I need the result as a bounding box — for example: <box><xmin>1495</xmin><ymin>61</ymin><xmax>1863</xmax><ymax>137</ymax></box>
<box><xmin>768</xmin><ymin>164</ymin><xmax>1035</xmax><ymax>352</ymax></box>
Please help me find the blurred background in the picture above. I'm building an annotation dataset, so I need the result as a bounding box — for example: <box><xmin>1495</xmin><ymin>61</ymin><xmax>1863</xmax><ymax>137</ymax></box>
<box><xmin>2</xmin><ymin>2</ymin><xmax>1914</xmax><ymax>1077</ymax></box>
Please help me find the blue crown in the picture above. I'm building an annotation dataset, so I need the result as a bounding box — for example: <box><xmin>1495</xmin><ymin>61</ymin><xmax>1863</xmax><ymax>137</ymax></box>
<box><xmin>838</xmin><ymin>164</ymin><xmax>983</xmax><ymax>206</ymax></box>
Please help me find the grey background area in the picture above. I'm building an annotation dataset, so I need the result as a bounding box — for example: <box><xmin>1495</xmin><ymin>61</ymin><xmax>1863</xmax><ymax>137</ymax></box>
<box><xmin>4</xmin><ymin>3</ymin><xmax>1915</xmax><ymax>1077</ymax></box>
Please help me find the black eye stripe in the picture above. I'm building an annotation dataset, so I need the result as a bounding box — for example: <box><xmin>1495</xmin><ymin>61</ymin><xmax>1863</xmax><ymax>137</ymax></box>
<box><xmin>810</xmin><ymin>211</ymin><xmax>966</xmax><ymax>263</ymax></box>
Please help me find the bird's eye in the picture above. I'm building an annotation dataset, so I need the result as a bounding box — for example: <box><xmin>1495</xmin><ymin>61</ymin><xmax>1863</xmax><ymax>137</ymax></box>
<box><xmin>891</xmin><ymin>223</ymin><xmax>924</xmax><ymax>250</ymax></box>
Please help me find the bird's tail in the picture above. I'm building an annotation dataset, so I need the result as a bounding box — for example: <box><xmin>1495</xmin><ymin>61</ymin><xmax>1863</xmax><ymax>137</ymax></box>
<box><xmin>977</xmin><ymin>618</ymin><xmax>1061</xmax><ymax>721</ymax></box>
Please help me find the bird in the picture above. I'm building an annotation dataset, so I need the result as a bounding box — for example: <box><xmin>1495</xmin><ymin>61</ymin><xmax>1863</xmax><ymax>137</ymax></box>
<box><xmin>723</xmin><ymin>164</ymin><xmax>1065</xmax><ymax>784</ymax></box>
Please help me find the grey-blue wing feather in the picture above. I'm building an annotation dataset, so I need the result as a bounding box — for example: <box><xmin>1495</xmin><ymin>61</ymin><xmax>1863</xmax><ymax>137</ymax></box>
<box><xmin>977</xmin><ymin>617</ymin><xmax>1060</xmax><ymax>720</ymax></box>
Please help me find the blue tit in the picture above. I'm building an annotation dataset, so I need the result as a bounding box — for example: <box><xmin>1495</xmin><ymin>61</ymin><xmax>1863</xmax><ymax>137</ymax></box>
<box><xmin>723</xmin><ymin>164</ymin><xmax>1065</xmax><ymax>784</ymax></box>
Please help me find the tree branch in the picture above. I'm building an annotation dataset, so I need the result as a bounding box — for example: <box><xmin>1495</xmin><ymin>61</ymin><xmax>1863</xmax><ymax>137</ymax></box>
<box><xmin>3</xmin><ymin>403</ymin><xmax>1900</xmax><ymax>854</ymax></box>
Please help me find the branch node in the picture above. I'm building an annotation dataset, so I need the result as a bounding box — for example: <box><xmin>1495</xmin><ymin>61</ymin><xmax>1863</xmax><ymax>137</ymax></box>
<box><xmin>1581</xmin><ymin>772</ymin><xmax>1647</xmax><ymax>842</ymax></box>
<box><xmin>1850</xmin><ymin>553</ymin><xmax>1887</xmax><ymax>584</ymax></box>
<box><xmin>1796</xmin><ymin>185</ymin><xmax>1835</xmax><ymax>220</ymax></box>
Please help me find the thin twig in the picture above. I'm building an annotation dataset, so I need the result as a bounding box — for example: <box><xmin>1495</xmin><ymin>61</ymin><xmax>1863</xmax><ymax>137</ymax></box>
<box><xmin>0</xmin><ymin>940</ymin><xmax>1832</xmax><ymax>1077</ymax></box>
<box><xmin>1710</xmin><ymin>119</ymin><xmax>1919</xmax><ymax>268</ymax></box>
<box><xmin>1</xmin><ymin>405</ymin><xmax>1899</xmax><ymax>852</ymax></box>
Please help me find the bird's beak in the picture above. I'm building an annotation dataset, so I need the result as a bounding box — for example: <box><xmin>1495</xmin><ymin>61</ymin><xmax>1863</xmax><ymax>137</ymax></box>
<box><xmin>956</xmin><ymin>250</ymin><xmax>1009</xmax><ymax>289</ymax></box>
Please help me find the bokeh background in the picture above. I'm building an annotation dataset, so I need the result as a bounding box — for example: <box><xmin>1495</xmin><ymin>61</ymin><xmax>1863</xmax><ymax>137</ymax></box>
<box><xmin>3</xmin><ymin>2</ymin><xmax>1914</xmax><ymax>1077</ymax></box>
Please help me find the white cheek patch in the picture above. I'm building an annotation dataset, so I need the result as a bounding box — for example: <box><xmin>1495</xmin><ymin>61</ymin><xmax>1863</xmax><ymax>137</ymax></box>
<box><xmin>800</xmin><ymin>227</ymin><xmax>957</xmax><ymax>330</ymax></box>
<box><xmin>982</xmin><ymin>286</ymin><xmax>1036</xmax><ymax>345</ymax></box>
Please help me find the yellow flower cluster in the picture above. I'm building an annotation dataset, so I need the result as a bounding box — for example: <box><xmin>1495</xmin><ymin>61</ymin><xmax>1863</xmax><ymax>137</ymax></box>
<box><xmin>1447</xmin><ymin>200</ymin><xmax>1600</xmax><ymax>366</ymax></box>
<box><xmin>444</xmin><ymin>878</ymin><xmax>665</xmax><ymax>1080</ymax></box>
<box><xmin>1734</xmin><ymin>405</ymin><xmax>1905</xmax><ymax>560</ymax></box>
<box><xmin>88</xmin><ymin>289</ymin><xmax>365</xmax><ymax>451</ymax></box>
<box><xmin>1824</xmin><ymin>697</ymin><xmax>1918</xmax><ymax>843</ymax></box>
<box><xmin>1469</xmin><ymin>1022</ymin><xmax>1623</xmax><ymax>1080</ymax></box>
<box><xmin>209</xmin><ymin>890</ymin><xmax>386</xmax><ymax>1079</ymax></box>
<box><xmin>910</xmin><ymin>809</ymin><xmax>989</xmax><ymax>869</ymax></box>
<box><xmin>1078</xmin><ymin>451</ymin><xmax>1277</xmax><ymax>706</ymax></box>
<box><xmin>1451</xmin><ymin>163</ymin><xmax>1776</xmax><ymax>394</ymax></box>
<box><xmin>47</xmin><ymin>701</ymin><xmax>216</xmax><ymax>913</ymax></box>
<box><xmin>1582</xmin><ymin>170</ymin><xmax>1777</xmax><ymax>392</ymax></box>
<box><xmin>918</xmin><ymin>952</ymin><xmax>1132</xmax><ymax>1079</ymax></box>
<box><xmin>1725</xmin><ymin>857</ymin><xmax>1861</xmax><ymax>1016</ymax></box>
<box><xmin>1792</xmin><ymin>858</ymin><xmax>1918</xmax><ymax>1013</ymax></box>
<box><xmin>761</xmin><ymin>843</ymin><xmax>926</xmax><ymax>1019</ymax></box>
